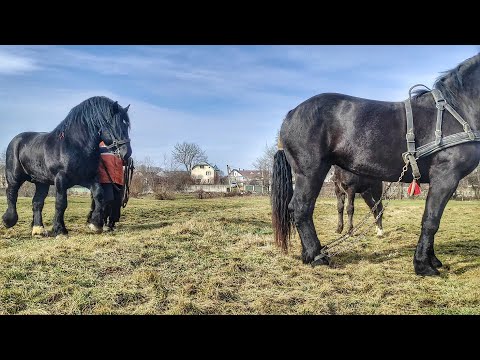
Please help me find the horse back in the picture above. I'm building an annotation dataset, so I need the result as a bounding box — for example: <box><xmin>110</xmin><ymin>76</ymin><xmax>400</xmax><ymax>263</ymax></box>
<box><xmin>281</xmin><ymin>93</ymin><xmax>410</xmax><ymax>180</ymax></box>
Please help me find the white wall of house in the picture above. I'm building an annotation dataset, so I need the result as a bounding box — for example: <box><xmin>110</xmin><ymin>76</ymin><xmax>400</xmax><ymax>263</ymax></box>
<box><xmin>229</xmin><ymin>169</ymin><xmax>246</xmax><ymax>183</ymax></box>
<box><xmin>191</xmin><ymin>164</ymin><xmax>216</xmax><ymax>184</ymax></box>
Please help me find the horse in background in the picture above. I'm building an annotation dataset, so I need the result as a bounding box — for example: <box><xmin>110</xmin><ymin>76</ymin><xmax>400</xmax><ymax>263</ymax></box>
<box><xmin>272</xmin><ymin>53</ymin><xmax>480</xmax><ymax>276</ymax></box>
<box><xmin>2</xmin><ymin>96</ymin><xmax>132</xmax><ymax>237</ymax></box>
<box><xmin>332</xmin><ymin>165</ymin><xmax>384</xmax><ymax>237</ymax></box>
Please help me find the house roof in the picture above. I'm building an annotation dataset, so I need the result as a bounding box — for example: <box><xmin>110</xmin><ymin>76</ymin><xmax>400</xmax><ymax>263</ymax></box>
<box><xmin>192</xmin><ymin>162</ymin><xmax>221</xmax><ymax>171</ymax></box>
<box><xmin>230</xmin><ymin>169</ymin><xmax>264</xmax><ymax>179</ymax></box>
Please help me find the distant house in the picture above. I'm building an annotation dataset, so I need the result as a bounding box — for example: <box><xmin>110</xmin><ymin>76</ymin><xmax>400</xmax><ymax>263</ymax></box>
<box><xmin>229</xmin><ymin>169</ymin><xmax>264</xmax><ymax>185</ymax></box>
<box><xmin>191</xmin><ymin>162</ymin><xmax>221</xmax><ymax>184</ymax></box>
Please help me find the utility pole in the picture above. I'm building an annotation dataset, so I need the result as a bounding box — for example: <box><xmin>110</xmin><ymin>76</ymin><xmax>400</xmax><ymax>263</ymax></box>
<box><xmin>227</xmin><ymin>165</ymin><xmax>233</xmax><ymax>192</ymax></box>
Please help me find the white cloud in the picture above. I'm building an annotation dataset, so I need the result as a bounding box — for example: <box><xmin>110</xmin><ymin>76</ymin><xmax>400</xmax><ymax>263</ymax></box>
<box><xmin>0</xmin><ymin>50</ymin><xmax>39</xmax><ymax>74</ymax></box>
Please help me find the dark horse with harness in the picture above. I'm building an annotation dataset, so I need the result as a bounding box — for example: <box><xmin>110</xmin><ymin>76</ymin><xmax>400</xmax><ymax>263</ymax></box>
<box><xmin>272</xmin><ymin>53</ymin><xmax>480</xmax><ymax>276</ymax></box>
<box><xmin>2</xmin><ymin>96</ymin><xmax>132</xmax><ymax>237</ymax></box>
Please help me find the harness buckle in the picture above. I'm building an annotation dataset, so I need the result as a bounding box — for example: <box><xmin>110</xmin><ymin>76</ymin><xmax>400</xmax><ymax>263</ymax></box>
<box><xmin>406</xmin><ymin>133</ymin><xmax>415</xmax><ymax>143</ymax></box>
<box><xmin>436</xmin><ymin>100</ymin><xmax>446</xmax><ymax>111</ymax></box>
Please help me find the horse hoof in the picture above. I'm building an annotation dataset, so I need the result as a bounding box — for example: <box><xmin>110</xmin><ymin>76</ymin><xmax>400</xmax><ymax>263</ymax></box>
<box><xmin>414</xmin><ymin>261</ymin><xmax>440</xmax><ymax>276</ymax></box>
<box><xmin>32</xmin><ymin>226</ymin><xmax>49</xmax><ymax>237</ymax></box>
<box><xmin>311</xmin><ymin>253</ymin><xmax>330</xmax><ymax>267</ymax></box>
<box><xmin>2</xmin><ymin>214</ymin><xmax>18</xmax><ymax>229</ymax></box>
<box><xmin>376</xmin><ymin>226</ymin><xmax>384</xmax><ymax>237</ymax></box>
<box><xmin>55</xmin><ymin>234</ymin><xmax>69</xmax><ymax>240</ymax></box>
<box><xmin>431</xmin><ymin>256</ymin><xmax>443</xmax><ymax>268</ymax></box>
<box><xmin>88</xmin><ymin>223</ymin><xmax>103</xmax><ymax>234</ymax></box>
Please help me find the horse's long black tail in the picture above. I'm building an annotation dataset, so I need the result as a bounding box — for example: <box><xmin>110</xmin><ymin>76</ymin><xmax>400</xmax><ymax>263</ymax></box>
<box><xmin>271</xmin><ymin>149</ymin><xmax>294</xmax><ymax>252</ymax></box>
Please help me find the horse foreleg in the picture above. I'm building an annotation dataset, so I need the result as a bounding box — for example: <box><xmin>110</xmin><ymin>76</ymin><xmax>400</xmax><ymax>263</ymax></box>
<box><xmin>414</xmin><ymin>175</ymin><xmax>459</xmax><ymax>276</ymax></box>
<box><xmin>335</xmin><ymin>182</ymin><xmax>346</xmax><ymax>234</ymax></box>
<box><xmin>2</xmin><ymin>179</ymin><xmax>25</xmax><ymax>228</ymax></box>
<box><xmin>86</xmin><ymin>192</ymin><xmax>95</xmax><ymax>225</ymax></box>
<box><xmin>88</xmin><ymin>182</ymin><xmax>104</xmax><ymax>233</ymax></box>
<box><xmin>52</xmin><ymin>172</ymin><xmax>69</xmax><ymax>237</ymax></box>
<box><xmin>31</xmin><ymin>183</ymin><xmax>50</xmax><ymax>237</ymax></box>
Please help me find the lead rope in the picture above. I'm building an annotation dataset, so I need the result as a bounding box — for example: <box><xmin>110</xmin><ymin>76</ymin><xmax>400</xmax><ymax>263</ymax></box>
<box><xmin>122</xmin><ymin>158</ymin><xmax>134</xmax><ymax>208</ymax></box>
<box><xmin>313</xmin><ymin>163</ymin><xmax>410</xmax><ymax>263</ymax></box>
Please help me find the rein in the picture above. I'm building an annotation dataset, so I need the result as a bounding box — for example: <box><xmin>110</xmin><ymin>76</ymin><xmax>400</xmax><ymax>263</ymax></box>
<box><xmin>122</xmin><ymin>157</ymin><xmax>134</xmax><ymax>208</ymax></box>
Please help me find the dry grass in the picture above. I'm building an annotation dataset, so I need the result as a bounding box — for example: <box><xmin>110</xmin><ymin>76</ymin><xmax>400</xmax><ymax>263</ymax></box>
<box><xmin>1</xmin><ymin>195</ymin><xmax>479</xmax><ymax>314</ymax></box>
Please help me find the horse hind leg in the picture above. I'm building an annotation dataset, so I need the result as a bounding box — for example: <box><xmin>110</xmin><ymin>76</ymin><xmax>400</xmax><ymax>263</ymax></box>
<box><xmin>361</xmin><ymin>187</ymin><xmax>384</xmax><ymax>237</ymax></box>
<box><xmin>288</xmin><ymin>162</ymin><xmax>331</xmax><ymax>266</ymax></box>
<box><xmin>334</xmin><ymin>182</ymin><xmax>346</xmax><ymax>234</ymax></box>
<box><xmin>2</xmin><ymin>178</ymin><xmax>26</xmax><ymax>228</ymax></box>
<box><xmin>346</xmin><ymin>188</ymin><xmax>356</xmax><ymax>235</ymax></box>
<box><xmin>31</xmin><ymin>183</ymin><xmax>50</xmax><ymax>237</ymax></box>
<box><xmin>87</xmin><ymin>182</ymin><xmax>104</xmax><ymax>234</ymax></box>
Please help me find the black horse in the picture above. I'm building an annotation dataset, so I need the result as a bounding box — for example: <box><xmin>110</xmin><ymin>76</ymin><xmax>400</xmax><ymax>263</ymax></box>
<box><xmin>2</xmin><ymin>96</ymin><xmax>132</xmax><ymax>237</ymax></box>
<box><xmin>332</xmin><ymin>165</ymin><xmax>384</xmax><ymax>237</ymax></box>
<box><xmin>272</xmin><ymin>53</ymin><xmax>480</xmax><ymax>276</ymax></box>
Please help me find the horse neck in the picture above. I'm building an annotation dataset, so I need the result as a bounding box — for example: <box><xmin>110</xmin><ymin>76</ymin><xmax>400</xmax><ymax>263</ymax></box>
<box><xmin>56</xmin><ymin>124</ymin><xmax>102</xmax><ymax>159</ymax></box>
<box><xmin>447</xmin><ymin>68</ymin><xmax>480</xmax><ymax>128</ymax></box>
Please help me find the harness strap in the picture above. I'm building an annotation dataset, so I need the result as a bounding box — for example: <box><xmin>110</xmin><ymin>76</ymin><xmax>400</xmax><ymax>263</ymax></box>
<box><xmin>431</xmin><ymin>89</ymin><xmax>445</xmax><ymax>145</ymax></box>
<box><xmin>444</xmin><ymin>103</ymin><xmax>475</xmax><ymax>140</ymax></box>
<box><xmin>404</xmin><ymin>98</ymin><xmax>416</xmax><ymax>154</ymax></box>
<box><xmin>416</xmin><ymin>130</ymin><xmax>480</xmax><ymax>158</ymax></box>
<box><xmin>104</xmin><ymin>139</ymin><xmax>131</xmax><ymax>150</ymax></box>
<box><xmin>403</xmin><ymin>98</ymin><xmax>421</xmax><ymax>180</ymax></box>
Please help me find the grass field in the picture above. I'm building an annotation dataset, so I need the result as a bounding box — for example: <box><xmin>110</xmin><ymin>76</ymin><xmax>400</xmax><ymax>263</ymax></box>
<box><xmin>1</xmin><ymin>195</ymin><xmax>479</xmax><ymax>314</ymax></box>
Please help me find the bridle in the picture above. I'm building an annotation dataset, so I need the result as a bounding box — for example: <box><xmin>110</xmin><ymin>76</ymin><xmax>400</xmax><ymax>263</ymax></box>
<box><xmin>98</xmin><ymin>115</ymin><xmax>131</xmax><ymax>157</ymax></box>
<box><xmin>103</xmin><ymin>138</ymin><xmax>131</xmax><ymax>155</ymax></box>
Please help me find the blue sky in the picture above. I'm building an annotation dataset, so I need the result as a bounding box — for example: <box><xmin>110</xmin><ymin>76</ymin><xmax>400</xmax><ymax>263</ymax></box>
<box><xmin>0</xmin><ymin>45</ymin><xmax>478</xmax><ymax>173</ymax></box>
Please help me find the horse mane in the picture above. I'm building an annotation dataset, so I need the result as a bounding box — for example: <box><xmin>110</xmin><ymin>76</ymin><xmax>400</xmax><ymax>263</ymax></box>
<box><xmin>53</xmin><ymin>96</ymin><xmax>130</xmax><ymax>139</ymax></box>
<box><xmin>412</xmin><ymin>53</ymin><xmax>480</xmax><ymax>107</ymax></box>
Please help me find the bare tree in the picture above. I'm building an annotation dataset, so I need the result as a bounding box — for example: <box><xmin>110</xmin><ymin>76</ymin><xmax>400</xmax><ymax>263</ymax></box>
<box><xmin>161</xmin><ymin>152</ymin><xmax>178</xmax><ymax>172</ymax></box>
<box><xmin>171</xmin><ymin>142</ymin><xmax>208</xmax><ymax>172</ymax></box>
<box><xmin>253</xmin><ymin>142</ymin><xmax>277</xmax><ymax>189</ymax></box>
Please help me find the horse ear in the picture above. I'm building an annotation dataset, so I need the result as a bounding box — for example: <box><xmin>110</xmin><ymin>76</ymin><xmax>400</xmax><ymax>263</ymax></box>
<box><xmin>125</xmin><ymin>104</ymin><xmax>130</xmax><ymax>113</ymax></box>
<box><xmin>112</xmin><ymin>101</ymin><xmax>119</xmax><ymax>115</ymax></box>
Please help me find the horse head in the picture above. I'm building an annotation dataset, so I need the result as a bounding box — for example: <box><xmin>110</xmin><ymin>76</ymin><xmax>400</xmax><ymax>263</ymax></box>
<box><xmin>100</xmin><ymin>100</ymin><xmax>132</xmax><ymax>161</ymax></box>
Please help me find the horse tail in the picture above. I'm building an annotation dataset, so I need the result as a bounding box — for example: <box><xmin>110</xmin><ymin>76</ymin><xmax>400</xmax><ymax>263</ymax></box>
<box><xmin>271</xmin><ymin>138</ymin><xmax>294</xmax><ymax>252</ymax></box>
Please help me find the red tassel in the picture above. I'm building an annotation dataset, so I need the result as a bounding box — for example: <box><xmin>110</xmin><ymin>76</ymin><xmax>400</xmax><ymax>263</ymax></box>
<box><xmin>407</xmin><ymin>179</ymin><xmax>421</xmax><ymax>197</ymax></box>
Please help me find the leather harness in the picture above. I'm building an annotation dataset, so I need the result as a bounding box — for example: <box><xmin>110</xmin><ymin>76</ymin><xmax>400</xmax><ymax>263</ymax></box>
<box><xmin>403</xmin><ymin>84</ymin><xmax>480</xmax><ymax>180</ymax></box>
